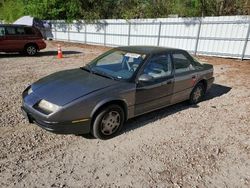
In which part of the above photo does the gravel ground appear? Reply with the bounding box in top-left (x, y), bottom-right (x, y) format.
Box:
top-left (0, 41), bottom-right (249, 187)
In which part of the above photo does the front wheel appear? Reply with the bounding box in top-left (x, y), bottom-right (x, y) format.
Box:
top-left (92, 105), bottom-right (125, 139)
top-left (189, 83), bottom-right (205, 104)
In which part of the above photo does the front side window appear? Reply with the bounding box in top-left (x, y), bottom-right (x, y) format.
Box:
top-left (142, 54), bottom-right (172, 79)
top-left (87, 50), bottom-right (146, 80)
top-left (172, 53), bottom-right (194, 73)
top-left (5, 27), bottom-right (16, 35)
top-left (0, 27), bottom-right (5, 36)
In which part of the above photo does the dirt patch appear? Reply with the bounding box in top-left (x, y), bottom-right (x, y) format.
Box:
top-left (0, 41), bottom-right (249, 187)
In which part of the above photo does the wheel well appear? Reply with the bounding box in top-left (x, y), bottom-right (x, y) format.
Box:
top-left (24, 43), bottom-right (38, 50)
top-left (198, 79), bottom-right (207, 92)
top-left (91, 100), bottom-right (128, 124)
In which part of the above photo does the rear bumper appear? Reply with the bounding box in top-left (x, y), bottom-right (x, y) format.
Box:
top-left (37, 41), bottom-right (47, 50)
top-left (21, 106), bottom-right (91, 134)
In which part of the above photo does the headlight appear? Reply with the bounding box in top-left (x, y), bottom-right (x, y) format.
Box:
top-left (37, 99), bottom-right (60, 113)
top-left (28, 87), bottom-right (33, 95)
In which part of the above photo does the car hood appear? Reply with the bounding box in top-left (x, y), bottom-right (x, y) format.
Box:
top-left (31, 68), bottom-right (118, 106)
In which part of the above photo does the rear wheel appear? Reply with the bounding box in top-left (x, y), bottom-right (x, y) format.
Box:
top-left (25, 44), bottom-right (37, 56)
top-left (189, 83), bottom-right (205, 104)
top-left (92, 105), bottom-right (125, 139)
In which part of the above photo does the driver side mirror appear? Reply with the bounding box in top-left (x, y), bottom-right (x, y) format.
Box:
top-left (138, 74), bottom-right (154, 83)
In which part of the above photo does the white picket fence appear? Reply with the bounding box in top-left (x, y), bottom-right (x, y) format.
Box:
top-left (51, 16), bottom-right (250, 60)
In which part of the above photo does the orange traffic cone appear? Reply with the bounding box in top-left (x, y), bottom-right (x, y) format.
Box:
top-left (57, 44), bottom-right (63, 59)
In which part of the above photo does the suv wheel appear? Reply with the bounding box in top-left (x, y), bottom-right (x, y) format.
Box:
top-left (25, 45), bottom-right (37, 56)
top-left (92, 105), bottom-right (125, 139)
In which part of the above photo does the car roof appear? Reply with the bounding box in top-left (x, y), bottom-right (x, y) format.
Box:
top-left (117, 46), bottom-right (186, 55)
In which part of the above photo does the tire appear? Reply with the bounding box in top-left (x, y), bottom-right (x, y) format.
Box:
top-left (92, 105), bottom-right (125, 139)
top-left (25, 44), bottom-right (37, 56)
top-left (189, 83), bottom-right (205, 105)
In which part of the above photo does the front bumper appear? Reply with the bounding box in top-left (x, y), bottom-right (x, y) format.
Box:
top-left (21, 106), bottom-right (91, 134)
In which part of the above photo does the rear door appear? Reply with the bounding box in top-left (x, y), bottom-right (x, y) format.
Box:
top-left (15, 26), bottom-right (28, 50)
top-left (135, 53), bottom-right (174, 115)
top-left (171, 51), bottom-right (196, 103)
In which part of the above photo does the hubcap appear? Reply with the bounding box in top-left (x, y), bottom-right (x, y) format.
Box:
top-left (193, 86), bottom-right (202, 102)
top-left (101, 111), bottom-right (120, 135)
top-left (27, 46), bottom-right (36, 55)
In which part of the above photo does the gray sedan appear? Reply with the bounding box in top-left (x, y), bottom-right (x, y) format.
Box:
top-left (21, 46), bottom-right (214, 139)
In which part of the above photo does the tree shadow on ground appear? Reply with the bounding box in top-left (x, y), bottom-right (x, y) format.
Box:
top-left (123, 83), bottom-right (231, 133)
top-left (0, 51), bottom-right (82, 58)
top-left (38, 51), bottom-right (82, 56)
top-left (81, 83), bottom-right (231, 139)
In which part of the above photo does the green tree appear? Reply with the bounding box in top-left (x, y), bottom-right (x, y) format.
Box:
top-left (0, 0), bottom-right (248, 23)
top-left (0, 0), bottom-right (25, 22)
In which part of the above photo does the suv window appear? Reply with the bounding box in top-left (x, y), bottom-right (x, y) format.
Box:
top-left (0, 27), bottom-right (5, 36)
top-left (5, 27), bottom-right (16, 35)
top-left (142, 54), bottom-right (172, 79)
top-left (24, 27), bottom-right (35, 35)
top-left (16, 27), bottom-right (25, 35)
top-left (172, 53), bottom-right (194, 73)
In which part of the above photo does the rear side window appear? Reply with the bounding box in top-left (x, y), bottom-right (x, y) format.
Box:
top-left (16, 27), bottom-right (25, 35)
top-left (0, 27), bottom-right (5, 36)
top-left (24, 27), bottom-right (35, 35)
top-left (172, 53), bottom-right (194, 73)
top-left (5, 27), bottom-right (16, 35)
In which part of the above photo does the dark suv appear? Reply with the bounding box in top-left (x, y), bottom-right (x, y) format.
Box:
top-left (0, 24), bottom-right (46, 56)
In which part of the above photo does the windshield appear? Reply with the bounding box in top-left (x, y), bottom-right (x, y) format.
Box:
top-left (84, 50), bottom-right (146, 80)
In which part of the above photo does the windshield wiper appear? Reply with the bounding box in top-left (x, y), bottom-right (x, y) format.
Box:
top-left (81, 64), bottom-right (92, 73)
top-left (92, 70), bottom-right (118, 80)
top-left (82, 65), bottom-right (119, 80)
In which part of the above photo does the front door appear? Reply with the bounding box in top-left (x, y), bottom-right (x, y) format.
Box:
top-left (135, 53), bottom-right (174, 115)
top-left (3, 26), bottom-right (20, 51)
top-left (0, 26), bottom-right (6, 51)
